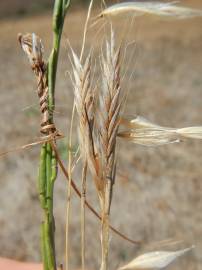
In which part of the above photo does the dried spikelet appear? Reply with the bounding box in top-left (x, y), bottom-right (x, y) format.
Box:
top-left (98, 1), bottom-right (202, 19)
top-left (119, 130), bottom-right (180, 147)
top-left (95, 30), bottom-right (122, 211)
top-left (71, 49), bottom-right (104, 186)
top-left (119, 246), bottom-right (194, 270)
top-left (119, 116), bottom-right (202, 146)
top-left (18, 33), bottom-right (59, 137)
top-left (71, 50), bottom-right (95, 159)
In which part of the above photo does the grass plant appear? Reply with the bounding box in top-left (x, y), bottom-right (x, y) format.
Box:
top-left (17, 1), bottom-right (202, 270)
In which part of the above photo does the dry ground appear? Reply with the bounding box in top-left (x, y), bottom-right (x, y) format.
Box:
top-left (0, 1), bottom-right (202, 269)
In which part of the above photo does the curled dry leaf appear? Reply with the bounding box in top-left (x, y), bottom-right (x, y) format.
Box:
top-left (99, 1), bottom-right (202, 19)
top-left (19, 33), bottom-right (60, 137)
top-left (119, 246), bottom-right (194, 270)
top-left (118, 116), bottom-right (202, 146)
top-left (18, 33), bottom-right (44, 67)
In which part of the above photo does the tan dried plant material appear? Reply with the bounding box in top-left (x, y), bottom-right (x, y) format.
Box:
top-left (71, 49), bottom-right (95, 161)
top-left (18, 33), bottom-right (60, 138)
top-left (119, 116), bottom-right (202, 146)
top-left (70, 48), bottom-right (102, 194)
top-left (94, 31), bottom-right (122, 210)
top-left (119, 246), bottom-right (194, 270)
top-left (96, 31), bottom-right (122, 270)
top-left (98, 1), bottom-right (202, 19)
top-left (71, 31), bottom-right (123, 270)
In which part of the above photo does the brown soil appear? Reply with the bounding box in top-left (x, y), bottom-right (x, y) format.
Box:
top-left (0, 1), bottom-right (202, 269)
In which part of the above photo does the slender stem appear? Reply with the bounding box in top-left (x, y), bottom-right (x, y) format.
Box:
top-left (65, 103), bottom-right (75, 270)
top-left (100, 179), bottom-right (112, 270)
top-left (38, 142), bottom-right (57, 270)
top-left (38, 1), bottom-right (71, 269)
top-left (41, 223), bottom-right (49, 270)
top-left (50, 140), bottom-right (141, 245)
top-left (99, 185), bottom-right (110, 270)
top-left (46, 143), bottom-right (57, 270)
top-left (81, 161), bottom-right (87, 270)
top-left (100, 211), bottom-right (109, 270)
top-left (65, 173), bottom-right (72, 270)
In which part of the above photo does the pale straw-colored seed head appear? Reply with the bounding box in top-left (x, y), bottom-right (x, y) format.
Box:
top-left (99, 1), bottom-right (202, 19)
top-left (119, 116), bottom-right (202, 146)
top-left (97, 31), bottom-right (121, 177)
top-left (71, 49), bottom-right (95, 161)
top-left (119, 246), bottom-right (194, 270)
top-left (118, 129), bottom-right (180, 147)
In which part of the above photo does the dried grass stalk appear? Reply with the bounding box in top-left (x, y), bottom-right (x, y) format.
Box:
top-left (71, 50), bottom-right (95, 161)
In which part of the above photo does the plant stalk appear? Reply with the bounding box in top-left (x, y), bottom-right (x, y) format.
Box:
top-left (38, 1), bottom-right (71, 269)
top-left (100, 211), bottom-right (110, 270)
top-left (81, 161), bottom-right (87, 270)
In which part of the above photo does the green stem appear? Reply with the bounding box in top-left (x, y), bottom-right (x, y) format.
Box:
top-left (48, 0), bottom-right (71, 112)
top-left (41, 223), bottom-right (49, 270)
top-left (38, 144), bottom-right (47, 209)
top-left (38, 143), bottom-right (57, 270)
top-left (38, 1), bottom-right (71, 269)
top-left (44, 214), bottom-right (56, 270)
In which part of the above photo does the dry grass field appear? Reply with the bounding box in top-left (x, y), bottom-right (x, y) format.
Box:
top-left (0, 1), bottom-right (202, 269)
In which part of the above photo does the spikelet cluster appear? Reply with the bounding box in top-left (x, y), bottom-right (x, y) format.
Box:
top-left (95, 32), bottom-right (121, 211)
top-left (71, 31), bottom-right (122, 207)
top-left (71, 31), bottom-right (122, 270)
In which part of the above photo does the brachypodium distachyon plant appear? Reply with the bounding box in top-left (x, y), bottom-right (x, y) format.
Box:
top-left (16, 0), bottom-right (202, 270)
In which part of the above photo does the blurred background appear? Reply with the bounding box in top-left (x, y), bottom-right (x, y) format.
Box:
top-left (0, 0), bottom-right (202, 269)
